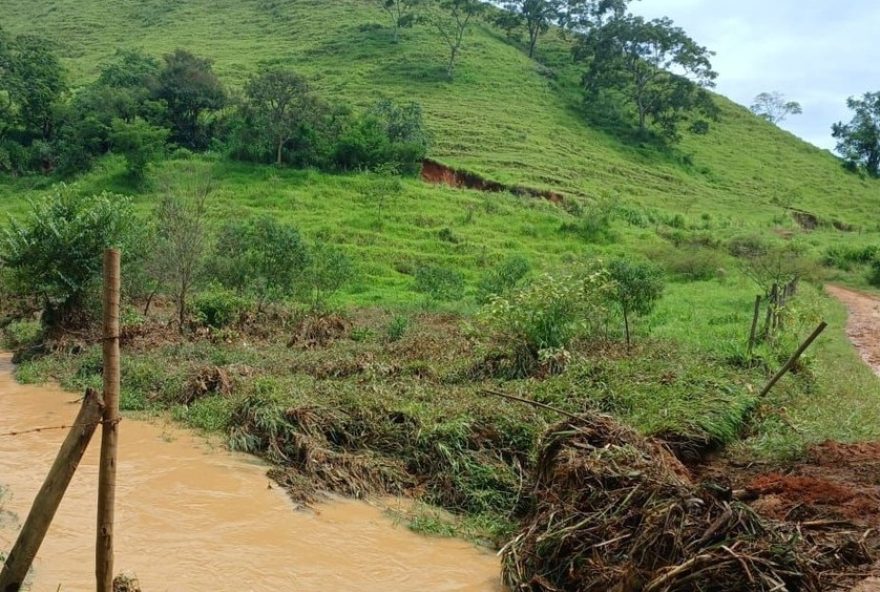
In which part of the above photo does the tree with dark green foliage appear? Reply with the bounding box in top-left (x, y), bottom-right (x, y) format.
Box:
top-left (1, 188), bottom-right (135, 329)
top-left (333, 99), bottom-right (429, 174)
top-left (427, 0), bottom-right (486, 80)
top-left (750, 91), bottom-right (802, 125)
top-left (607, 258), bottom-right (663, 348)
top-left (577, 15), bottom-right (717, 140)
top-left (555, 0), bottom-right (631, 38)
top-left (211, 217), bottom-right (311, 309)
top-left (154, 49), bottom-right (225, 149)
top-left (109, 117), bottom-right (168, 179)
top-left (501, 0), bottom-right (559, 58)
top-left (242, 68), bottom-right (316, 166)
top-left (376, 0), bottom-right (424, 43)
top-left (491, 9), bottom-right (523, 41)
top-left (97, 48), bottom-right (160, 91)
top-left (2, 34), bottom-right (67, 140)
top-left (832, 92), bottom-right (880, 178)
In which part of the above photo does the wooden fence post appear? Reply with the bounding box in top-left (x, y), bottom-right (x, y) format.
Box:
top-left (747, 295), bottom-right (761, 357)
top-left (757, 322), bottom-right (828, 401)
top-left (96, 249), bottom-right (121, 592)
top-left (0, 389), bottom-right (105, 592)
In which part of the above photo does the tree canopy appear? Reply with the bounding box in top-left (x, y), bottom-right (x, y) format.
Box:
top-left (832, 92), bottom-right (880, 178)
top-left (576, 15), bottom-right (717, 140)
top-left (750, 92), bottom-right (802, 125)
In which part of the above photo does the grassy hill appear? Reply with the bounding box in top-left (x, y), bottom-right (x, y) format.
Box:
top-left (2, 0), bottom-right (880, 541)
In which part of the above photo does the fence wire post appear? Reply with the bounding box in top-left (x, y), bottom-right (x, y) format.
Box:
top-left (96, 248), bottom-right (121, 592)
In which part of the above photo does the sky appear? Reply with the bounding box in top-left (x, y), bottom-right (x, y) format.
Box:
top-left (630, 0), bottom-right (880, 150)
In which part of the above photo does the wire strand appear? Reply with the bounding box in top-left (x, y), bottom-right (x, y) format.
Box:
top-left (0, 417), bottom-right (121, 438)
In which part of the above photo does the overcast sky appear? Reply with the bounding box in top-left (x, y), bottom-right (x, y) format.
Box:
top-left (630, 0), bottom-right (880, 150)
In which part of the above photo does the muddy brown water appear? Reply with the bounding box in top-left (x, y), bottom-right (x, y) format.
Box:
top-left (0, 354), bottom-right (501, 591)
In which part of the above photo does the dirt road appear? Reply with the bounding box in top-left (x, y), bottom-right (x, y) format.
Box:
top-left (826, 284), bottom-right (880, 376)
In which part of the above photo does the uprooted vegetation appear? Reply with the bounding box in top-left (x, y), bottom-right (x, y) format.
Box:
top-left (502, 415), bottom-right (875, 592)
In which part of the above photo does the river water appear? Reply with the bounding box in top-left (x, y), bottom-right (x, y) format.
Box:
top-left (0, 354), bottom-right (501, 591)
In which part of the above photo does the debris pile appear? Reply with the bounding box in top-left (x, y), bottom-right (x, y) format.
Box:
top-left (501, 415), bottom-right (874, 592)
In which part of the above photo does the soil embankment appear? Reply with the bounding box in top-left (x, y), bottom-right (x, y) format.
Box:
top-left (0, 354), bottom-right (500, 592)
top-left (421, 158), bottom-right (564, 204)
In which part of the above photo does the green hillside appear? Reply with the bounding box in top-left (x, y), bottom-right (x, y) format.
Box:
top-left (2, 0), bottom-right (880, 546)
top-left (1, 0), bottom-right (876, 218)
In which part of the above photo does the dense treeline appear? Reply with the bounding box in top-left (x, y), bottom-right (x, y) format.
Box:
top-left (0, 30), bottom-right (429, 179)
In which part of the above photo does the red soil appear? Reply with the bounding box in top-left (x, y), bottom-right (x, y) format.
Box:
top-left (421, 158), bottom-right (564, 204)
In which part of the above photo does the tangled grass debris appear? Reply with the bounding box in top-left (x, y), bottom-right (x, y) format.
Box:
top-left (502, 415), bottom-right (875, 592)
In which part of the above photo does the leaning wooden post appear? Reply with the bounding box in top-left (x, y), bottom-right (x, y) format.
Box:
top-left (757, 322), bottom-right (827, 400)
top-left (747, 295), bottom-right (761, 357)
top-left (96, 249), bottom-right (121, 592)
top-left (0, 389), bottom-right (105, 592)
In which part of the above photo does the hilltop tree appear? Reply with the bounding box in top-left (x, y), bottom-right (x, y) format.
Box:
top-left (751, 91), bottom-right (802, 125)
top-left (577, 15), bottom-right (717, 140)
top-left (556, 0), bottom-right (631, 38)
top-left (376, 0), bottom-right (423, 43)
top-left (427, 0), bottom-right (486, 80)
top-left (832, 92), bottom-right (880, 178)
top-left (154, 49), bottom-right (225, 149)
top-left (501, 1), bottom-right (559, 58)
top-left (243, 68), bottom-right (316, 165)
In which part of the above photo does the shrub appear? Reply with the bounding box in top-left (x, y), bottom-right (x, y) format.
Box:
top-left (477, 255), bottom-right (531, 303)
top-left (414, 265), bottom-right (465, 303)
top-left (192, 285), bottom-right (247, 328)
top-left (868, 260), bottom-right (880, 288)
top-left (211, 217), bottom-right (311, 309)
top-left (109, 117), bottom-right (169, 179)
top-left (607, 258), bottom-right (664, 348)
top-left (561, 198), bottom-right (616, 243)
top-left (303, 241), bottom-right (356, 310)
top-left (2, 319), bottom-right (42, 350)
top-left (385, 315), bottom-right (409, 342)
top-left (656, 247), bottom-right (724, 282)
top-left (480, 270), bottom-right (610, 377)
top-left (823, 244), bottom-right (879, 271)
top-left (1, 187), bottom-right (136, 329)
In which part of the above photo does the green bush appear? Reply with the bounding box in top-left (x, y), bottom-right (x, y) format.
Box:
top-left (868, 260), bottom-right (880, 288)
top-left (1, 188), bottom-right (136, 329)
top-left (607, 258), bottom-right (665, 347)
top-left (303, 240), bottom-right (356, 310)
top-left (823, 244), bottom-right (880, 271)
top-left (656, 247), bottom-right (724, 282)
top-left (477, 255), bottom-right (531, 303)
top-left (192, 285), bottom-right (248, 328)
top-left (385, 315), bottom-right (409, 342)
top-left (414, 265), bottom-right (465, 302)
top-left (211, 217), bottom-right (311, 308)
top-left (480, 270), bottom-right (610, 376)
top-left (2, 319), bottom-right (42, 350)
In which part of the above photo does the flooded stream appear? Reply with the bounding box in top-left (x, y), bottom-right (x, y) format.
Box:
top-left (0, 354), bottom-right (501, 591)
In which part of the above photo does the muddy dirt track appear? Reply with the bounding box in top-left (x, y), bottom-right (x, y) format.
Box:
top-left (827, 285), bottom-right (880, 376)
